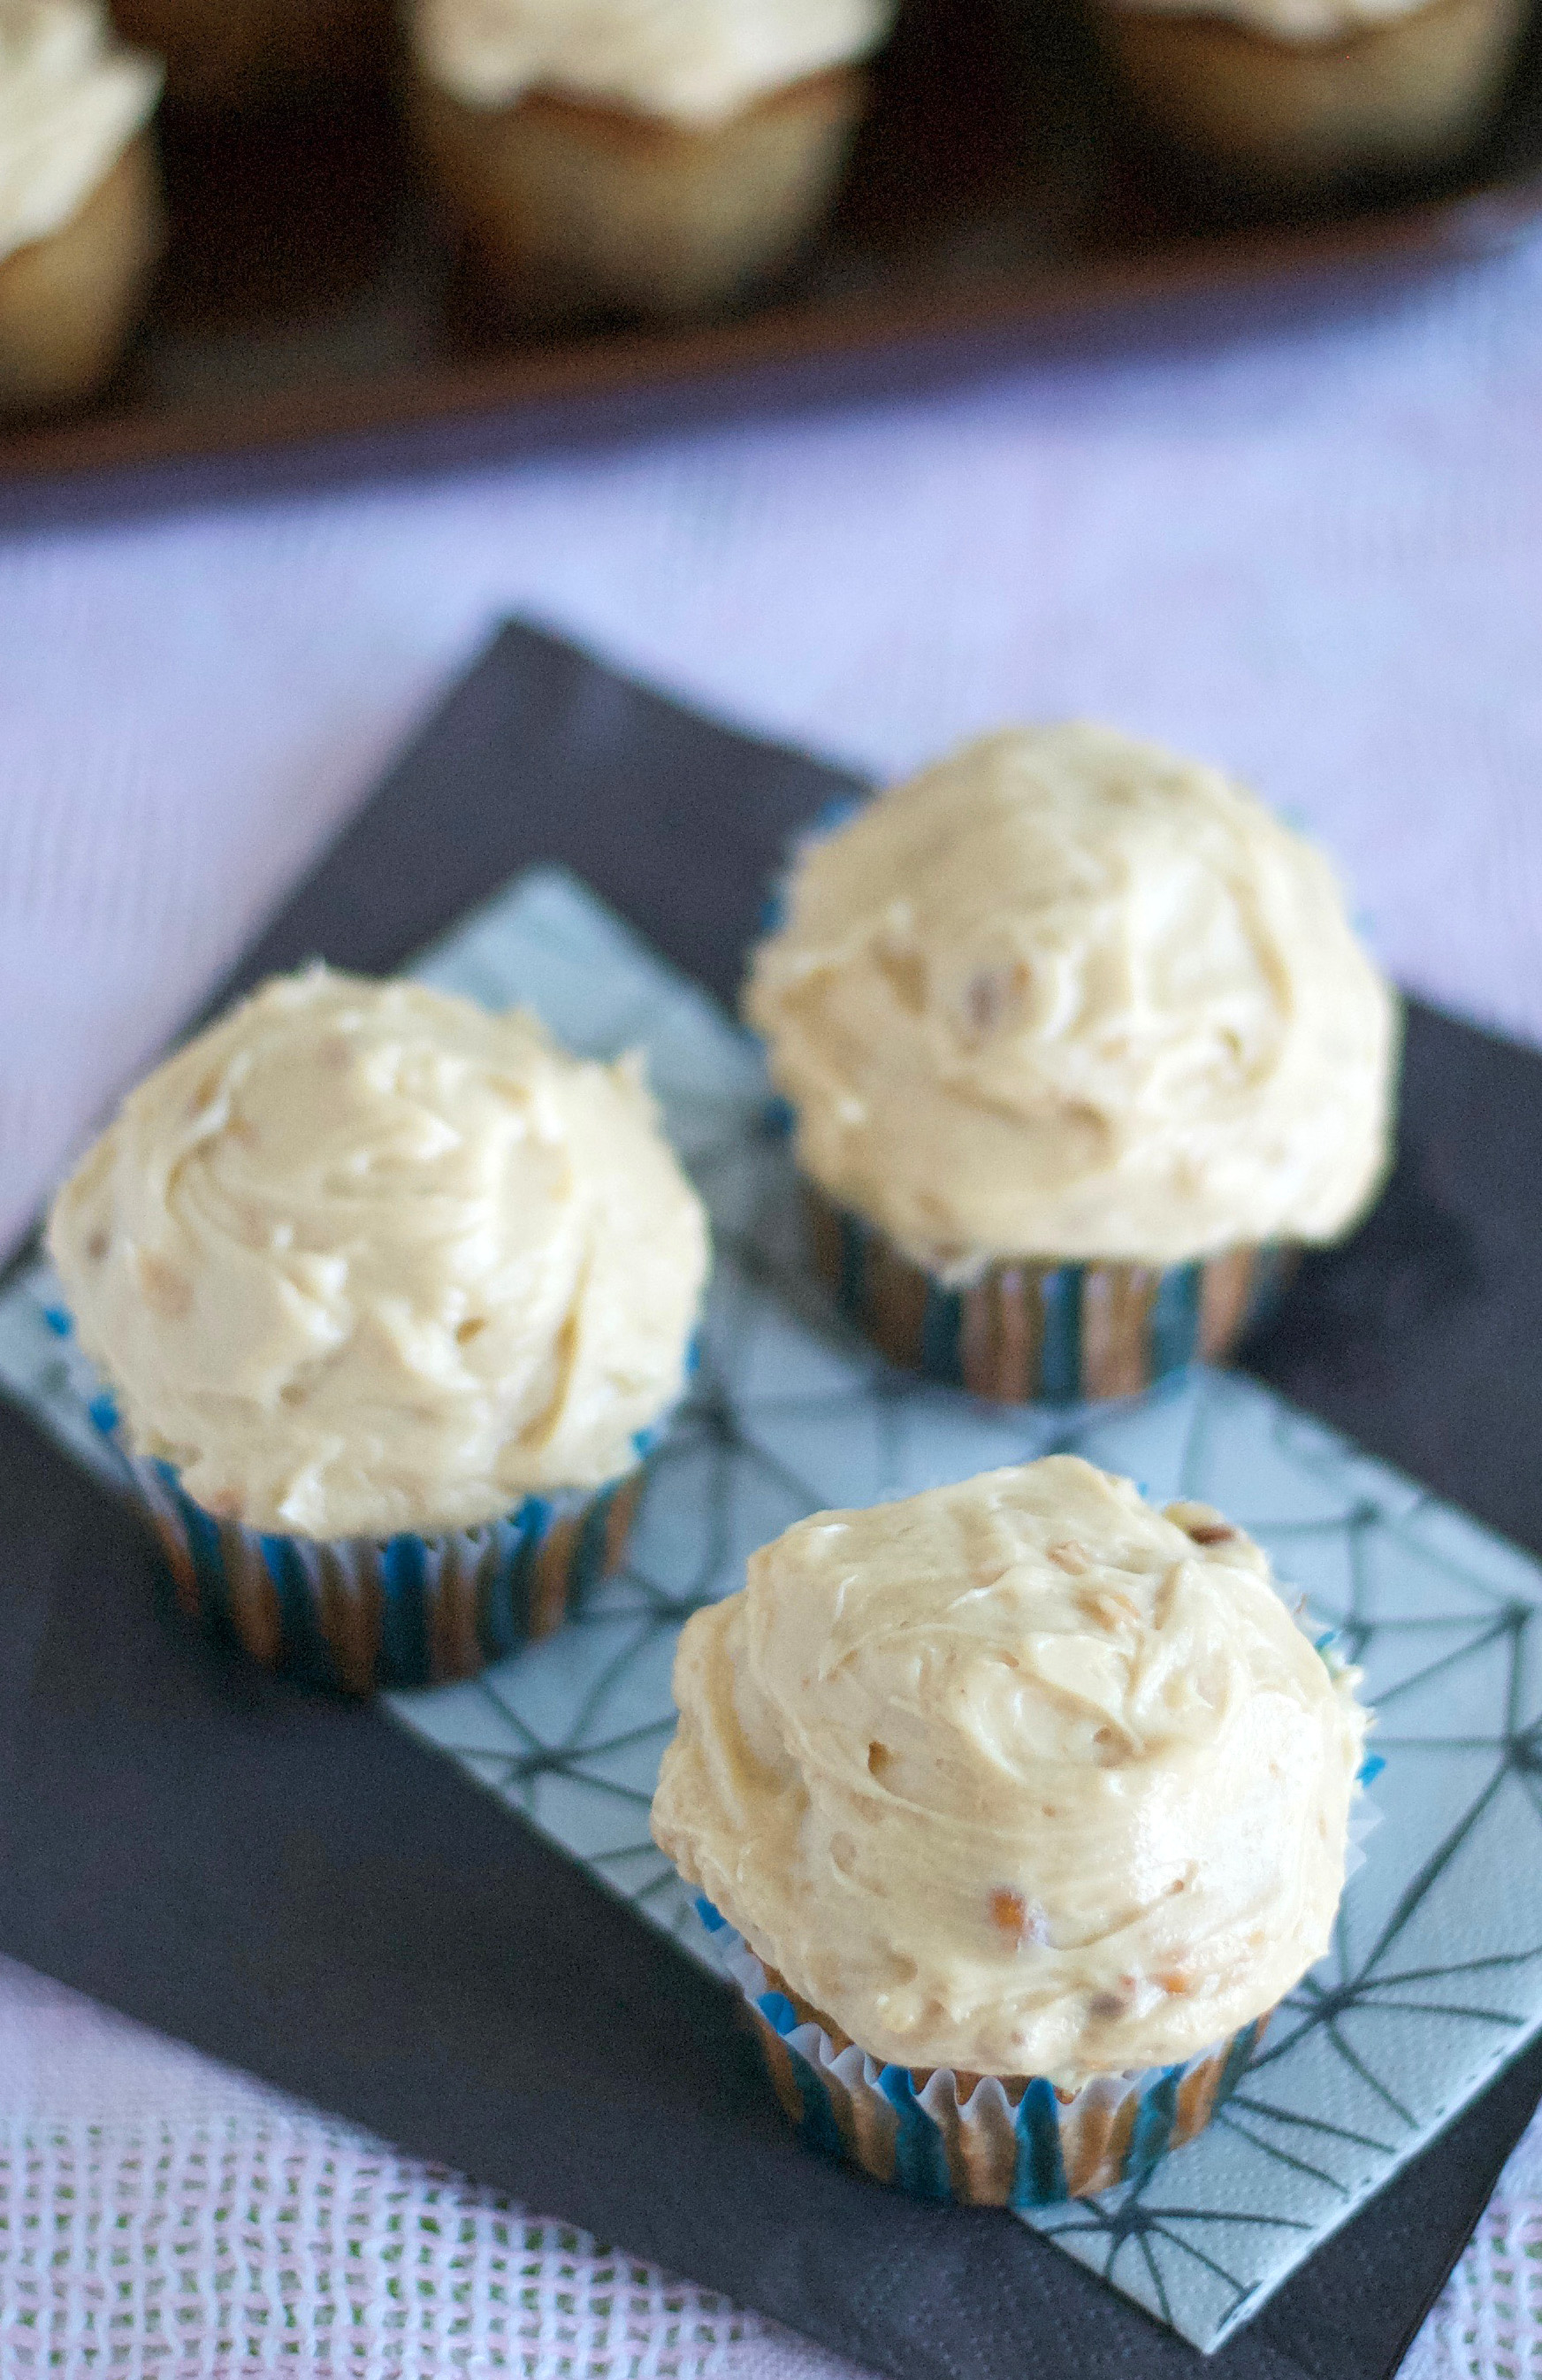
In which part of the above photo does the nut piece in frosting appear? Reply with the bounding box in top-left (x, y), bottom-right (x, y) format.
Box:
top-left (653, 1455), bottom-right (1368, 2089)
top-left (746, 723), bottom-right (1400, 1281)
top-left (47, 967), bottom-right (709, 1541)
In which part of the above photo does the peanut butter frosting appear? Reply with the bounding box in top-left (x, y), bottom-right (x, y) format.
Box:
top-left (653, 1457), bottom-right (1367, 2085)
top-left (47, 968), bottom-right (709, 1540)
top-left (744, 724), bottom-right (1398, 1280)
top-left (0, 0), bottom-right (160, 265)
top-left (412, 0), bottom-right (897, 126)
top-left (1102, 0), bottom-right (1438, 43)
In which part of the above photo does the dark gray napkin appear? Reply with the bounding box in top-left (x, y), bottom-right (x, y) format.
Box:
top-left (0, 620), bottom-right (1536, 2380)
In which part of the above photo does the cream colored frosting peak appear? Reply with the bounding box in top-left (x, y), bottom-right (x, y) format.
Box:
top-left (0, 0), bottom-right (160, 265)
top-left (413, 0), bottom-right (897, 126)
top-left (1104, 0), bottom-right (1437, 45)
top-left (744, 724), bottom-right (1399, 1277)
top-left (47, 968), bottom-right (709, 1540)
top-left (653, 1457), bottom-right (1367, 2085)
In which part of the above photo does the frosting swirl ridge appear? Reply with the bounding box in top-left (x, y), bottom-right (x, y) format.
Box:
top-left (744, 723), bottom-right (1399, 1276)
top-left (1104, 0), bottom-right (1441, 43)
top-left (653, 1456), bottom-right (1367, 2084)
top-left (48, 968), bottom-right (709, 1538)
top-left (413, 0), bottom-right (897, 126)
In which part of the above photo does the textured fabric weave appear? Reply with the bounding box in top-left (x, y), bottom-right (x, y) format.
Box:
top-left (0, 1958), bottom-right (761, 2379)
top-left (2, 1947), bottom-right (1536, 2376)
top-left (1390, 2124), bottom-right (1542, 2380)
top-left (0, 2124), bottom-right (752, 2377)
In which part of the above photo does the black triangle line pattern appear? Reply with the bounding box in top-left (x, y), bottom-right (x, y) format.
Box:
top-left (7, 873), bottom-right (1542, 2353)
top-left (175, 881), bottom-right (1542, 2341)
top-left (397, 1147), bottom-right (1542, 2346)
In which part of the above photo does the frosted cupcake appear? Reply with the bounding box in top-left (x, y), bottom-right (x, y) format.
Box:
top-left (47, 967), bottom-right (709, 1694)
top-left (407, 0), bottom-right (897, 323)
top-left (653, 1456), bottom-right (1370, 2204)
top-left (0, 0), bottom-right (163, 417)
top-left (1087, 0), bottom-right (1527, 195)
top-left (744, 724), bottom-right (1399, 1405)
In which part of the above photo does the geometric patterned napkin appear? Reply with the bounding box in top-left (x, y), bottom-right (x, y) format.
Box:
top-left (3, 865), bottom-right (1539, 2352)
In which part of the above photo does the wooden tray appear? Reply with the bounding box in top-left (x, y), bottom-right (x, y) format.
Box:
top-left (4, 0), bottom-right (1541, 523)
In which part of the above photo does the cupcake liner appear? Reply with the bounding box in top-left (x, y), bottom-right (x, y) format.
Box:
top-left (50, 1305), bottom-right (646, 1692)
top-left (1087, 0), bottom-right (1529, 198)
top-left (121, 1444), bottom-right (642, 1695)
top-left (804, 1183), bottom-right (1295, 1406)
top-left (410, 65), bottom-right (873, 325)
top-left (698, 1904), bottom-right (1264, 2207)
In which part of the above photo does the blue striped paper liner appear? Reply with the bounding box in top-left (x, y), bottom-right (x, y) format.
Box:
top-left (814, 1191), bottom-right (1292, 1406)
top-left (66, 1316), bottom-right (651, 1694)
top-left (698, 1902), bottom-right (1265, 2208)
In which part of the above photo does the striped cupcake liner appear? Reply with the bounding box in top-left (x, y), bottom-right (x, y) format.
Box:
top-left (119, 1450), bottom-right (641, 1695)
top-left (45, 1295), bottom-right (651, 1693)
top-left (804, 1185), bottom-right (1294, 1406)
top-left (699, 1905), bottom-right (1263, 2207)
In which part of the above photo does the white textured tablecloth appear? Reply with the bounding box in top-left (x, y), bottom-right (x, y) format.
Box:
top-left (5, 230), bottom-right (1542, 2376)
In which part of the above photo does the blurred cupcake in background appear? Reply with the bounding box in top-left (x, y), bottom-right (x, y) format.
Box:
top-left (0, 0), bottom-right (163, 417)
top-left (745, 723), bottom-right (1399, 1405)
top-left (47, 967), bottom-right (709, 1694)
top-left (653, 1456), bottom-right (1370, 2203)
top-left (1084, 0), bottom-right (1527, 197)
top-left (406, 0), bottom-right (899, 322)
top-left (107, 0), bottom-right (393, 108)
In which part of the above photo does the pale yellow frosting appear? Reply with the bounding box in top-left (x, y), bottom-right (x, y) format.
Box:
top-left (653, 1456), bottom-right (1366, 2085)
top-left (47, 968), bottom-right (709, 1540)
top-left (1103, 0), bottom-right (1436, 43)
top-left (0, 0), bottom-right (160, 266)
top-left (412, 0), bottom-right (897, 126)
top-left (744, 724), bottom-right (1399, 1280)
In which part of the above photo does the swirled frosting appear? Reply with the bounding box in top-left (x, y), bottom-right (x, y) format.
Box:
top-left (47, 968), bottom-right (709, 1540)
top-left (0, 0), bottom-right (160, 265)
top-left (412, 0), bottom-right (897, 126)
top-left (744, 724), bottom-right (1399, 1278)
top-left (1103, 0), bottom-right (1436, 44)
top-left (653, 1457), bottom-right (1367, 2084)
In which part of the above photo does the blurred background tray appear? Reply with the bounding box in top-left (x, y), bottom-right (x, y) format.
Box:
top-left (4, 0), bottom-right (1542, 523)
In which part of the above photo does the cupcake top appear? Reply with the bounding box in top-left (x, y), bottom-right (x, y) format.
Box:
top-left (47, 968), bottom-right (710, 1539)
top-left (653, 1456), bottom-right (1367, 2085)
top-left (413, 0), bottom-right (897, 127)
top-left (0, 0), bottom-right (160, 266)
top-left (1103, 0), bottom-right (1434, 42)
top-left (744, 724), bottom-right (1399, 1279)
